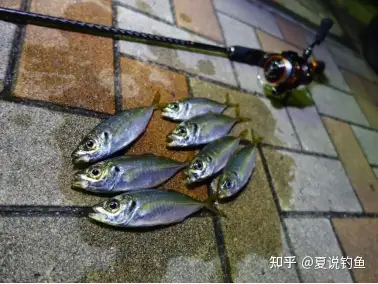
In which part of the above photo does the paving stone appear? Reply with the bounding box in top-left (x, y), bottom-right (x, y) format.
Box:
top-left (374, 168), bottom-right (378, 179)
top-left (0, 12), bottom-right (18, 91)
top-left (341, 70), bottom-right (378, 129)
top-left (116, 0), bottom-right (174, 23)
top-left (0, 216), bottom-right (222, 282)
top-left (284, 218), bottom-right (353, 282)
top-left (257, 30), bottom-right (301, 54)
top-left (119, 57), bottom-right (188, 109)
top-left (189, 78), bottom-right (301, 149)
top-left (352, 125), bottom-right (378, 165)
top-left (323, 117), bottom-right (378, 213)
top-left (14, 0), bottom-right (115, 114)
top-left (117, 4), bottom-right (216, 45)
top-left (218, 13), bottom-right (260, 49)
top-left (173, 0), bottom-right (223, 42)
top-left (218, 13), bottom-right (262, 93)
top-left (1, 0), bottom-right (21, 8)
top-left (287, 106), bottom-right (336, 156)
top-left (265, 148), bottom-right (362, 212)
top-left (0, 101), bottom-right (104, 205)
top-left (362, 78), bottom-right (378, 106)
top-left (216, 151), bottom-right (299, 282)
top-left (311, 84), bottom-right (370, 126)
top-left (214, 0), bottom-right (282, 38)
top-left (327, 41), bottom-right (376, 83)
top-left (275, 16), bottom-right (308, 49)
top-left (117, 6), bottom-right (238, 87)
top-left (308, 40), bottom-right (351, 93)
top-left (119, 58), bottom-right (207, 201)
top-left (333, 218), bottom-right (378, 282)
top-left (270, 0), bottom-right (344, 38)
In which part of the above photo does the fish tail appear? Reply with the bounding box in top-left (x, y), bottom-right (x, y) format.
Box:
top-left (203, 196), bottom-right (227, 218)
top-left (151, 90), bottom-right (164, 109)
top-left (238, 129), bottom-right (250, 140)
top-left (250, 128), bottom-right (264, 145)
top-left (235, 105), bottom-right (251, 123)
top-left (224, 93), bottom-right (238, 108)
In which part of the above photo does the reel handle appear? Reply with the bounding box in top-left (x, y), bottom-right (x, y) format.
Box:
top-left (314, 18), bottom-right (334, 46)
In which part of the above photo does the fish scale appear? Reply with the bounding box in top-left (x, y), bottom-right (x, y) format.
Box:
top-left (166, 113), bottom-right (239, 147)
top-left (71, 92), bottom-right (161, 164)
top-left (210, 142), bottom-right (258, 200)
top-left (88, 189), bottom-right (223, 227)
top-left (161, 94), bottom-right (237, 122)
top-left (72, 154), bottom-right (187, 193)
top-left (185, 135), bottom-right (241, 184)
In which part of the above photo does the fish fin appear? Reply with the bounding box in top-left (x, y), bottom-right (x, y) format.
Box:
top-left (238, 129), bottom-right (250, 140)
top-left (204, 201), bottom-right (226, 218)
top-left (235, 105), bottom-right (251, 123)
top-left (203, 195), bottom-right (226, 218)
top-left (151, 90), bottom-right (164, 109)
top-left (250, 128), bottom-right (264, 145)
top-left (224, 93), bottom-right (238, 108)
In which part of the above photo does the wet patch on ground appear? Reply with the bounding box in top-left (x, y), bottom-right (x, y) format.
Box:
top-left (136, 0), bottom-right (153, 14)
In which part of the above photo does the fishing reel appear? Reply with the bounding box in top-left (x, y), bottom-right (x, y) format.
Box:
top-left (227, 18), bottom-right (333, 98)
top-left (0, 8), bottom-right (333, 100)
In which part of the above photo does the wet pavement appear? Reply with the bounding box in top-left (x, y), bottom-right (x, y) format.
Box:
top-left (1, 0), bottom-right (378, 282)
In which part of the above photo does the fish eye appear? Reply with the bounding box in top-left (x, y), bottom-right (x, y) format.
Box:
top-left (193, 160), bottom-right (203, 170)
top-left (85, 139), bottom-right (96, 149)
top-left (91, 168), bottom-right (100, 177)
top-left (171, 103), bottom-right (179, 110)
top-left (106, 199), bottom-right (120, 211)
top-left (177, 126), bottom-right (187, 136)
top-left (224, 180), bottom-right (233, 189)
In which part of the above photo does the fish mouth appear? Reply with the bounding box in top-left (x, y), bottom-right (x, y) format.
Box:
top-left (88, 212), bottom-right (108, 223)
top-left (166, 135), bottom-right (177, 147)
top-left (161, 109), bottom-right (170, 117)
top-left (71, 174), bottom-right (89, 189)
top-left (217, 192), bottom-right (228, 200)
top-left (71, 153), bottom-right (89, 164)
top-left (184, 171), bottom-right (199, 184)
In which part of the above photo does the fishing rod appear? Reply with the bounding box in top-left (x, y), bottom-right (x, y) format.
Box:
top-left (0, 7), bottom-right (333, 98)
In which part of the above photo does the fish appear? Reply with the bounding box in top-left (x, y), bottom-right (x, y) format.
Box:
top-left (184, 130), bottom-right (250, 184)
top-left (88, 188), bottom-right (225, 227)
top-left (161, 93), bottom-right (238, 121)
top-left (166, 105), bottom-right (249, 148)
top-left (209, 130), bottom-right (263, 201)
top-left (72, 153), bottom-right (188, 193)
top-left (71, 92), bottom-right (161, 164)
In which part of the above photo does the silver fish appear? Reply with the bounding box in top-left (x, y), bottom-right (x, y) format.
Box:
top-left (210, 145), bottom-right (257, 200)
top-left (184, 131), bottom-right (249, 184)
top-left (72, 154), bottom-right (188, 193)
top-left (166, 106), bottom-right (249, 147)
top-left (161, 93), bottom-right (237, 121)
top-left (88, 188), bottom-right (224, 227)
top-left (71, 93), bottom-right (160, 164)
top-left (209, 130), bottom-right (262, 200)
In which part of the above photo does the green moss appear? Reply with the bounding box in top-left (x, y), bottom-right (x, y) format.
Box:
top-left (262, 84), bottom-right (314, 109)
top-left (334, 0), bottom-right (377, 25)
top-left (136, 0), bottom-right (153, 14)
